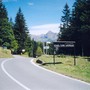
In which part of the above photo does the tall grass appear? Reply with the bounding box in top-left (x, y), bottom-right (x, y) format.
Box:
top-left (0, 47), bottom-right (13, 58)
top-left (37, 55), bottom-right (90, 83)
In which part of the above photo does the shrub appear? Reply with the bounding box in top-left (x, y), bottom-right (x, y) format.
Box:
top-left (36, 46), bottom-right (42, 57)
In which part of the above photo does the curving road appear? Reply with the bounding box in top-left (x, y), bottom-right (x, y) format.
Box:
top-left (0, 55), bottom-right (90, 90)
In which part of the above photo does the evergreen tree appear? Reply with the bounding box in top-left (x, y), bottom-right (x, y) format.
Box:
top-left (25, 35), bottom-right (32, 56)
top-left (61, 3), bottom-right (70, 28)
top-left (58, 3), bottom-right (70, 41)
top-left (36, 46), bottom-right (42, 57)
top-left (14, 8), bottom-right (29, 54)
top-left (69, 0), bottom-right (87, 55)
top-left (80, 0), bottom-right (90, 56)
top-left (32, 39), bottom-right (37, 57)
top-left (37, 41), bottom-right (43, 52)
top-left (0, 1), bottom-right (16, 50)
top-left (58, 0), bottom-right (90, 56)
top-left (0, 1), bottom-right (8, 19)
top-left (9, 17), bottom-right (14, 28)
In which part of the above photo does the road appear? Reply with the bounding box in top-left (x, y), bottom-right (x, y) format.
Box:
top-left (0, 55), bottom-right (90, 90)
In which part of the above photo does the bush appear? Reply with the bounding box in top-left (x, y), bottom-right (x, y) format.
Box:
top-left (57, 54), bottom-right (66, 58)
top-left (36, 46), bottom-right (42, 57)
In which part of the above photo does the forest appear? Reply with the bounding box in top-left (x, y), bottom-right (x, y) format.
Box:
top-left (58, 0), bottom-right (90, 56)
top-left (0, 1), bottom-right (42, 57)
top-left (0, 0), bottom-right (90, 56)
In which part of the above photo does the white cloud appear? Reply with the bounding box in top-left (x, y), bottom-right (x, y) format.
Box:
top-left (29, 23), bottom-right (60, 35)
top-left (28, 2), bottom-right (34, 6)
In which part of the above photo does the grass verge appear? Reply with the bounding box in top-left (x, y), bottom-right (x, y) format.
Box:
top-left (0, 47), bottom-right (13, 58)
top-left (21, 52), bottom-right (29, 57)
top-left (36, 55), bottom-right (90, 83)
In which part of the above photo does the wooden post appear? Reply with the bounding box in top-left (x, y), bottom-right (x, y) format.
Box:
top-left (53, 44), bottom-right (55, 65)
top-left (74, 44), bottom-right (76, 66)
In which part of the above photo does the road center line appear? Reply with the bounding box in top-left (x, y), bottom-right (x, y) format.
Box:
top-left (1, 59), bottom-right (31, 90)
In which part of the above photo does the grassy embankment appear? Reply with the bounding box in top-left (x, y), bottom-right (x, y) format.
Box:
top-left (36, 55), bottom-right (90, 83)
top-left (0, 47), bottom-right (13, 58)
top-left (21, 52), bottom-right (29, 57)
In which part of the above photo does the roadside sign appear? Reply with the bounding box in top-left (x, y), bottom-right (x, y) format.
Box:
top-left (54, 44), bottom-right (74, 48)
top-left (53, 41), bottom-right (76, 66)
top-left (44, 46), bottom-right (49, 49)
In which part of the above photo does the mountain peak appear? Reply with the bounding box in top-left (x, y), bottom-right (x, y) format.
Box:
top-left (31, 31), bottom-right (58, 42)
top-left (46, 31), bottom-right (56, 36)
top-left (46, 31), bottom-right (53, 34)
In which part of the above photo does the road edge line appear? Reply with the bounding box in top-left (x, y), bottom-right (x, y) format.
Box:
top-left (1, 58), bottom-right (31, 90)
top-left (31, 59), bottom-right (90, 86)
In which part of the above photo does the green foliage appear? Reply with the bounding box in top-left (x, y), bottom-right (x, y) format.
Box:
top-left (61, 3), bottom-right (70, 28)
top-left (32, 39), bottom-right (38, 57)
top-left (14, 8), bottom-right (30, 54)
top-left (11, 40), bottom-right (18, 50)
top-left (37, 41), bottom-right (43, 52)
top-left (58, 3), bottom-right (71, 41)
top-left (28, 40), bottom-right (43, 57)
top-left (0, 1), bottom-right (8, 19)
top-left (36, 46), bottom-right (43, 57)
top-left (0, 1), bottom-right (16, 50)
top-left (48, 44), bottom-right (53, 55)
top-left (0, 18), bottom-right (16, 49)
top-left (25, 35), bottom-right (31, 52)
top-left (3, 42), bottom-right (10, 48)
top-left (0, 2), bottom-right (31, 54)
top-left (58, 0), bottom-right (90, 56)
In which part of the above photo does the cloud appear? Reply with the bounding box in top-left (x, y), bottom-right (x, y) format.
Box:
top-left (29, 23), bottom-right (60, 35)
top-left (28, 2), bottom-right (34, 6)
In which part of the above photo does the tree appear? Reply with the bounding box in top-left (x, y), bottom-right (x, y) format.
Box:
top-left (80, 0), bottom-right (90, 56)
top-left (61, 3), bottom-right (70, 28)
top-left (0, 1), bottom-right (8, 19)
top-left (58, 0), bottom-right (90, 56)
top-left (36, 46), bottom-right (43, 57)
top-left (69, 0), bottom-right (90, 55)
top-left (25, 35), bottom-right (32, 56)
top-left (0, 1), bottom-right (16, 49)
top-left (31, 39), bottom-right (38, 57)
top-left (37, 41), bottom-right (43, 52)
top-left (58, 3), bottom-right (70, 41)
top-left (14, 8), bottom-right (29, 54)
top-left (9, 17), bottom-right (14, 29)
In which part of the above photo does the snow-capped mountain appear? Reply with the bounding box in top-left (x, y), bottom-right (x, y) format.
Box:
top-left (31, 31), bottom-right (58, 42)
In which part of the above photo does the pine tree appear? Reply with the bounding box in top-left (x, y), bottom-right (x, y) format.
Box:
top-left (80, 0), bottom-right (90, 56)
top-left (58, 3), bottom-right (70, 41)
top-left (58, 0), bottom-right (90, 56)
top-left (9, 17), bottom-right (14, 28)
top-left (32, 39), bottom-right (37, 57)
top-left (61, 3), bottom-right (70, 28)
top-left (0, 1), bottom-right (8, 19)
top-left (25, 35), bottom-right (32, 56)
top-left (0, 1), bottom-right (16, 50)
top-left (14, 8), bottom-right (29, 54)
top-left (69, 0), bottom-right (88, 55)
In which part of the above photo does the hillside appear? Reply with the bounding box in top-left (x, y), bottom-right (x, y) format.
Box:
top-left (0, 47), bottom-right (12, 58)
top-left (31, 31), bottom-right (58, 42)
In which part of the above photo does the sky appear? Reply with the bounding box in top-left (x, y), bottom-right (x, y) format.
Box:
top-left (3, 0), bottom-right (75, 35)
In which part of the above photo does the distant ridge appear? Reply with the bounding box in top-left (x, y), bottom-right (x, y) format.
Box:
top-left (31, 31), bottom-right (58, 42)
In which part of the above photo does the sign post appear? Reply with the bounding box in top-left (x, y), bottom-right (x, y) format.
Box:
top-left (53, 41), bottom-right (76, 65)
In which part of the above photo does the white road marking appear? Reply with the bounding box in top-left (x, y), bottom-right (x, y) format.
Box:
top-left (31, 59), bottom-right (90, 86)
top-left (1, 59), bottom-right (31, 90)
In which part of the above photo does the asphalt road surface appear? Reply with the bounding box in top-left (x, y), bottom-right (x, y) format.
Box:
top-left (0, 55), bottom-right (90, 90)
